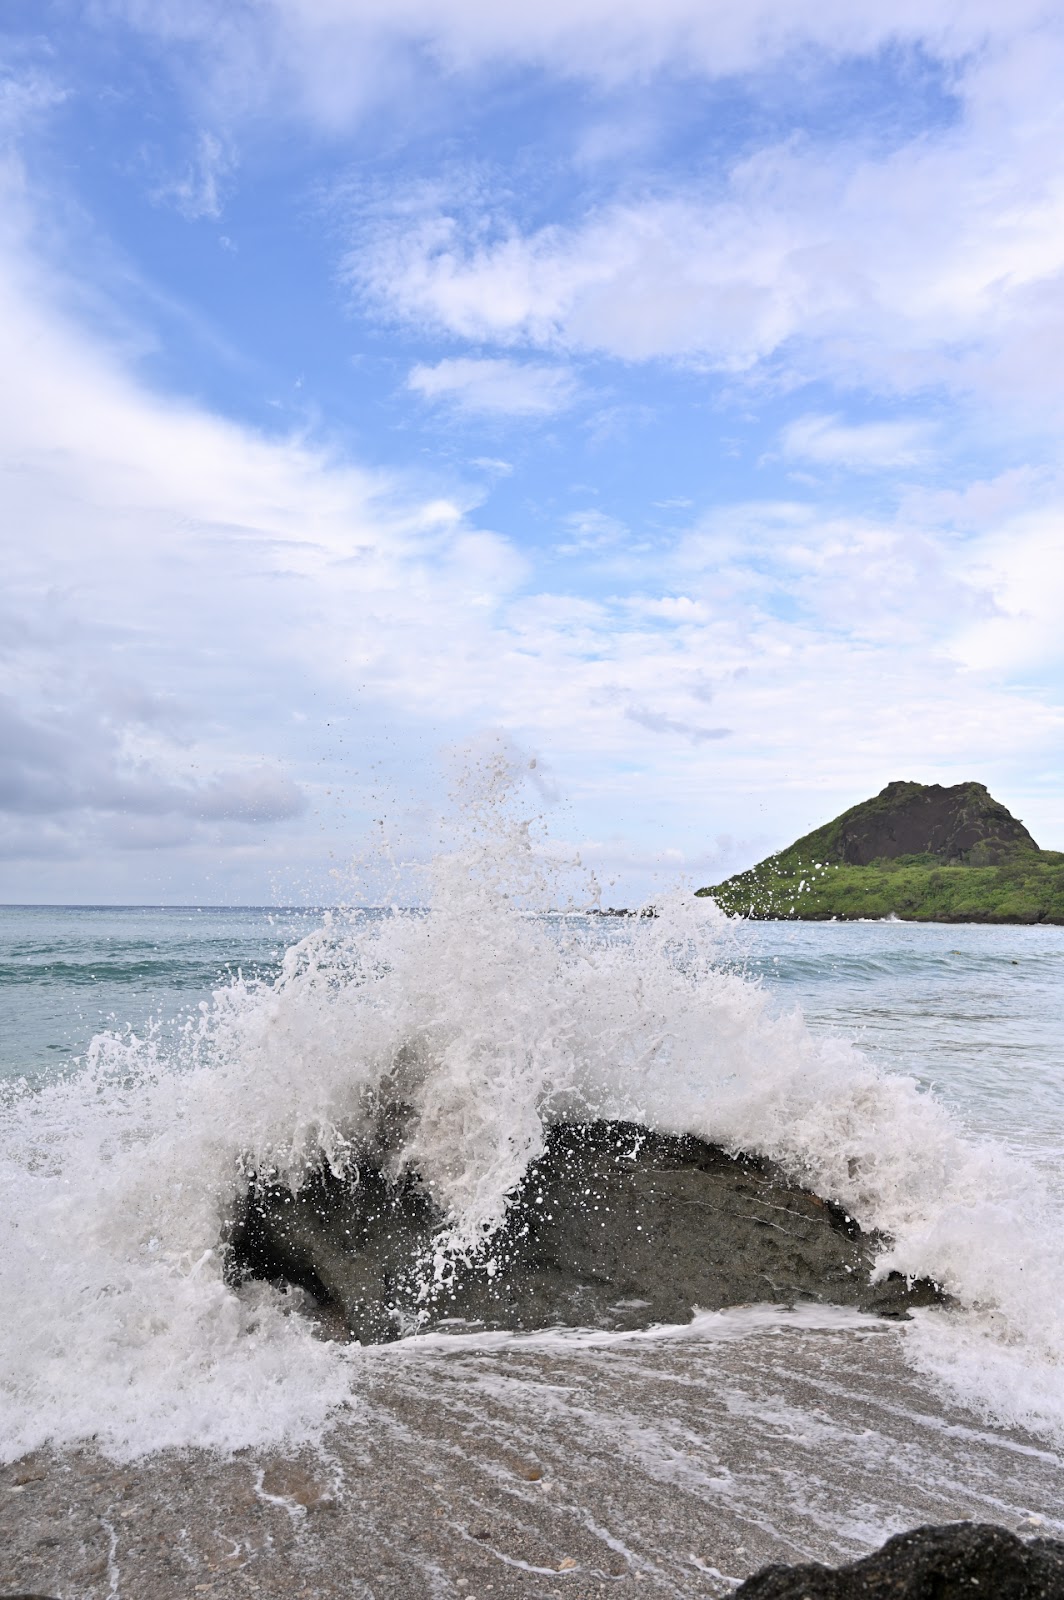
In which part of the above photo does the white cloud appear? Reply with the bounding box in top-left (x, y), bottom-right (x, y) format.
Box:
top-left (676, 499), bottom-right (998, 648)
top-left (88, 7), bottom-right (1064, 434)
top-left (557, 508), bottom-right (628, 553)
top-left (105, 0), bottom-right (1055, 130)
top-left (0, 695), bottom-right (304, 824)
top-left (154, 131), bottom-right (236, 220)
top-left (625, 705), bottom-right (731, 743)
top-left (0, 69), bottom-right (66, 135)
top-left (780, 414), bottom-right (933, 470)
top-left (950, 504), bottom-right (1064, 675)
top-left (899, 468), bottom-right (1049, 532)
top-left (343, 31), bottom-right (1064, 413)
top-left (7, 330), bottom-right (1063, 886)
top-left (407, 356), bottom-right (577, 415)
top-left (3, 114), bottom-right (1064, 893)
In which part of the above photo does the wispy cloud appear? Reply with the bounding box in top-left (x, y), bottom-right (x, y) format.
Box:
top-left (344, 36), bottom-right (1064, 414)
top-left (103, 0), bottom-right (1052, 131)
top-left (557, 508), bottom-right (628, 553)
top-left (0, 68), bottom-right (66, 135)
top-left (625, 706), bottom-right (731, 743)
top-left (779, 414), bottom-right (934, 470)
top-left (154, 130), bottom-right (235, 220)
top-left (407, 356), bottom-right (578, 416)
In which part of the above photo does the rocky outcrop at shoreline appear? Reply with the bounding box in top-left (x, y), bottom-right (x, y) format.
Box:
top-left (735, 1521), bottom-right (1064, 1598)
top-left (228, 1119), bottom-right (944, 1343)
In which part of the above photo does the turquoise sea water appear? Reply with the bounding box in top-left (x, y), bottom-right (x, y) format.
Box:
top-left (2, 895), bottom-right (1064, 1468)
top-left (0, 905), bottom-right (321, 1079)
top-left (4, 903), bottom-right (1061, 1171)
top-left (730, 918), bottom-right (1064, 1174)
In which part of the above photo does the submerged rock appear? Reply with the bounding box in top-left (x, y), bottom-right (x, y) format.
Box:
top-left (734, 1522), bottom-right (1064, 1598)
top-left (228, 1120), bottom-right (945, 1343)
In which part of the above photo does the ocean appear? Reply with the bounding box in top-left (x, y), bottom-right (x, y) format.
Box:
top-left (2, 846), bottom-right (1063, 1596)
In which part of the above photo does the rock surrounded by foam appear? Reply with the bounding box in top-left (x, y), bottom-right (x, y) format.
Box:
top-left (229, 1121), bottom-right (944, 1342)
top-left (733, 1522), bottom-right (1064, 1598)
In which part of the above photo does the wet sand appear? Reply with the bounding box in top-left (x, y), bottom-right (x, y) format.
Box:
top-left (4, 1314), bottom-right (1062, 1600)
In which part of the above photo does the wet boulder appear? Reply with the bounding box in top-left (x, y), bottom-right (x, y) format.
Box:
top-left (734, 1521), bottom-right (1064, 1598)
top-left (228, 1120), bottom-right (945, 1343)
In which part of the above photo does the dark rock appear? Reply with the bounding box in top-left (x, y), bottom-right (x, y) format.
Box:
top-left (228, 1120), bottom-right (944, 1343)
top-left (824, 781), bottom-right (1039, 867)
top-left (734, 1522), bottom-right (1064, 1598)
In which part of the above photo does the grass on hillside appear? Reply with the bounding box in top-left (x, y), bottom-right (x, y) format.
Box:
top-left (696, 851), bottom-right (1064, 924)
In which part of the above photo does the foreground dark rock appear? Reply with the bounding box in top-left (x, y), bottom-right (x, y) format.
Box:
top-left (229, 1120), bottom-right (944, 1343)
top-left (735, 1522), bottom-right (1064, 1598)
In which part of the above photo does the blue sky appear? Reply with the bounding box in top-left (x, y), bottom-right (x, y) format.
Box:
top-left (2, 0), bottom-right (1063, 902)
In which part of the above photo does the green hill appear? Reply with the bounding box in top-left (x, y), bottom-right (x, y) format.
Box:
top-left (697, 781), bottom-right (1064, 924)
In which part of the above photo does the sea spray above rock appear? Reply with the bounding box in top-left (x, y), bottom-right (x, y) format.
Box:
top-left (6, 755), bottom-right (1062, 1461)
top-left (228, 1120), bottom-right (945, 1343)
top-left (699, 780), bottom-right (1064, 922)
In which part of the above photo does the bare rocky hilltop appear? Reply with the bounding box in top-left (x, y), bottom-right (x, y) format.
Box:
top-left (698, 781), bottom-right (1064, 923)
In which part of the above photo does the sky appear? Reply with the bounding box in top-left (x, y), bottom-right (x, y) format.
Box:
top-left (2, 0), bottom-right (1064, 904)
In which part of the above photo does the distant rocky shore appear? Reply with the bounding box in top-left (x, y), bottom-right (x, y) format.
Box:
top-left (698, 780), bottom-right (1064, 923)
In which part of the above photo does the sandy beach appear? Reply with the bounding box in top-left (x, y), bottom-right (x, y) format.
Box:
top-left (5, 1314), bottom-right (1061, 1600)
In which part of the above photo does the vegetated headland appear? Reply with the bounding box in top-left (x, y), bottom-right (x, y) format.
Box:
top-left (697, 780), bottom-right (1064, 923)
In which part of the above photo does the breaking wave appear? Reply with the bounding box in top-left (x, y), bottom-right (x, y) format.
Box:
top-left (1, 756), bottom-right (1062, 1460)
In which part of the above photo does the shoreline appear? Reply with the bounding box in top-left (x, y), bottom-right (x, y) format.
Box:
top-left (5, 1313), bottom-right (1062, 1600)
top-left (704, 912), bottom-right (1064, 925)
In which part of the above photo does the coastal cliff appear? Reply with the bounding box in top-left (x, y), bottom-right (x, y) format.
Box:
top-left (697, 781), bottom-right (1064, 923)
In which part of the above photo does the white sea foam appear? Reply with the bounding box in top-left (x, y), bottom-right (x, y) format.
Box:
top-left (1, 754), bottom-right (1062, 1460)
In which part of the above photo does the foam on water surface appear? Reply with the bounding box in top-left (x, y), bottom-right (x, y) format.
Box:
top-left (1, 756), bottom-right (1063, 1462)
top-left (6, 1316), bottom-right (1063, 1598)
